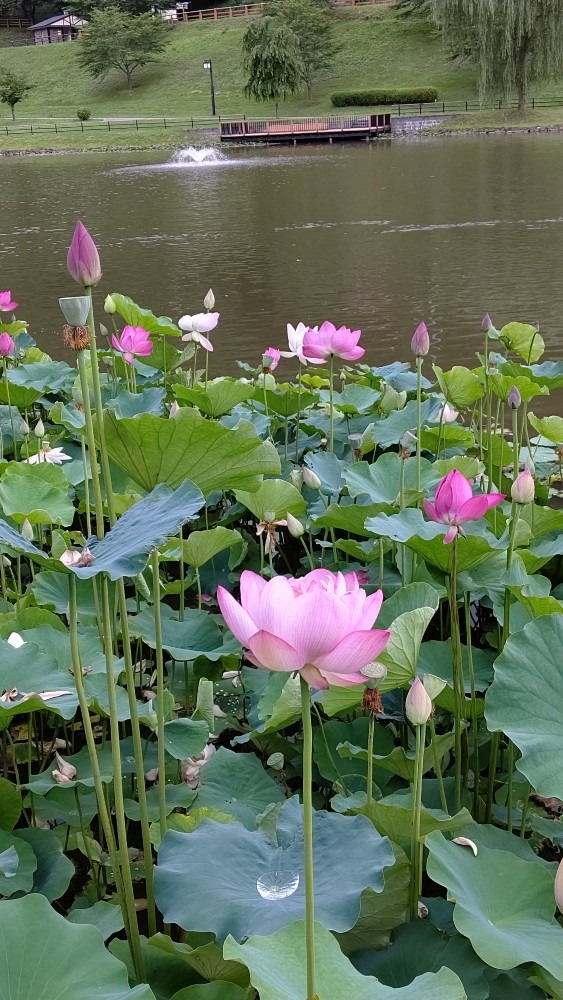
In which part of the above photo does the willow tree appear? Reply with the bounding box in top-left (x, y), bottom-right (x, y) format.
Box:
top-left (242, 17), bottom-right (303, 117)
top-left (433, 0), bottom-right (563, 111)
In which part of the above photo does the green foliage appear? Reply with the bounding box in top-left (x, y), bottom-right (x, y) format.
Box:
top-left (268, 0), bottom-right (339, 99)
top-left (331, 86), bottom-right (439, 107)
top-left (76, 107), bottom-right (91, 121)
top-left (77, 6), bottom-right (170, 92)
top-left (0, 66), bottom-right (33, 121)
top-left (432, 0), bottom-right (563, 109)
top-left (242, 15), bottom-right (303, 112)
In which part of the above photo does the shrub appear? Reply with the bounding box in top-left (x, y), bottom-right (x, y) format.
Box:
top-left (330, 87), bottom-right (438, 107)
top-left (76, 108), bottom-right (91, 121)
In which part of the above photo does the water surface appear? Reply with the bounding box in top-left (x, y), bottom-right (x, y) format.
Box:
top-left (1, 134), bottom-right (563, 373)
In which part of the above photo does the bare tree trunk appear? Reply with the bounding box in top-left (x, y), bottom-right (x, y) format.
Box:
top-left (10, 105), bottom-right (15, 121)
top-left (516, 35), bottom-right (530, 112)
top-left (126, 68), bottom-right (133, 93)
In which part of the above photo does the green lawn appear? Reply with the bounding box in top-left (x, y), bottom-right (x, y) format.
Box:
top-left (0, 8), bottom-right (477, 122)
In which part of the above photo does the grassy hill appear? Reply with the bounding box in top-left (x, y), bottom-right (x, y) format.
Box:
top-left (0, 8), bottom-right (477, 122)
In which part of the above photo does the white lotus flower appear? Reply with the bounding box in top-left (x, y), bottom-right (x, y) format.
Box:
top-left (280, 322), bottom-right (316, 366)
top-left (179, 311), bottom-right (219, 335)
top-left (27, 446), bottom-right (72, 465)
top-left (439, 403), bottom-right (459, 423)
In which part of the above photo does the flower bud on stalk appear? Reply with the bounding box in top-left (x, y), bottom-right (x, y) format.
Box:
top-left (21, 518), bottom-right (33, 541)
top-left (508, 385), bottom-right (521, 409)
top-left (411, 322), bottom-right (430, 358)
top-left (302, 466), bottom-right (321, 490)
top-left (286, 512), bottom-right (305, 538)
top-left (511, 469), bottom-right (535, 505)
top-left (104, 294), bottom-right (117, 315)
top-left (67, 221), bottom-right (102, 288)
top-left (34, 419), bottom-right (45, 439)
top-left (203, 288), bottom-right (215, 310)
top-left (405, 677), bottom-right (432, 726)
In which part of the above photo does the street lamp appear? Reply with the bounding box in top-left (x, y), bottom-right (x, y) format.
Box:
top-left (203, 59), bottom-right (216, 118)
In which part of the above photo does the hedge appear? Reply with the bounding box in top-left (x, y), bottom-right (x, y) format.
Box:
top-left (330, 88), bottom-right (439, 108)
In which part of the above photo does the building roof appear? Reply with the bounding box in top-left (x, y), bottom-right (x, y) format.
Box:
top-left (30, 12), bottom-right (86, 30)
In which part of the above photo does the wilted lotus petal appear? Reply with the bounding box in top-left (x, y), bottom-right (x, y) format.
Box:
top-left (60, 547), bottom-right (95, 568)
top-left (453, 836), bottom-right (478, 856)
top-left (7, 632), bottom-right (25, 648)
top-left (52, 752), bottom-right (77, 784)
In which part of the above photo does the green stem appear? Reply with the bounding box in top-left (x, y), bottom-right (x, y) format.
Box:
top-left (428, 717), bottom-right (447, 813)
top-left (295, 361), bottom-right (302, 463)
top-left (116, 578), bottom-right (157, 937)
top-left (85, 292), bottom-right (116, 527)
top-left (485, 731), bottom-right (500, 824)
top-left (415, 356), bottom-right (423, 491)
top-left (329, 355), bottom-right (334, 453)
top-left (449, 537), bottom-right (463, 813)
top-left (151, 550), bottom-right (167, 838)
top-left (367, 712), bottom-right (375, 810)
top-left (520, 781), bottom-right (531, 837)
top-left (100, 576), bottom-right (144, 980)
top-left (80, 437), bottom-right (92, 538)
top-left (76, 350), bottom-right (105, 537)
top-left (3, 362), bottom-right (16, 458)
top-left (506, 741), bottom-right (514, 833)
top-left (410, 722), bottom-right (426, 918)
top-left (300, 675), bottom-right (316, 1000)
top-left (465, 593), bottom-right (480, 820)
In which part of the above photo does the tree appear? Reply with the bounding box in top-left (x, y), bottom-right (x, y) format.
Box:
top-left (77, 6), bottom-right (169, 93)
top-left (242, 16), bottom-right (303, 116)
top-left (0, 67), bottom-right (33, 121)
top-left (69, 0), bottom-right (155, 19)
top-left (269, 0), bottom-right (339, 100)
top-left (433, 0), bottom-right (563, 111)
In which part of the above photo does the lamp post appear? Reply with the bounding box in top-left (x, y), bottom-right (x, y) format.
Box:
top-left (203, 59), bottom-right (216, 117)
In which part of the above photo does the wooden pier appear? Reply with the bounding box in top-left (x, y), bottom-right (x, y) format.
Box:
top-left (220, 113), bottom-right (392, 144)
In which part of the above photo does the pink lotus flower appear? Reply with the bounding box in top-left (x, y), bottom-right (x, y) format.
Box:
top-left (423, 470), bottom-right (505, 544)
top-left (111, 325), bottom-right (153, 365)
top-left (264, 347), bottom-right (280, 370)
top-left (302, 321), bottom-right (365, 364)
top-left (67, 221), bottom-right (102, 288)
top-left (217, 568), bottom-right (390, 690)
top-left (280, 322), bottom-right (316, 366)
top-left (0, 291), bottom-right (17, 313)
top-left (0, 333), bottom-right (15, 357)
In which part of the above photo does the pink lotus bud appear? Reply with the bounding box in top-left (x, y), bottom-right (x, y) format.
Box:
top-left (0, 333), bottom-right (15, 358)
top-left (482, 313), bottom-right (493, 331)
top-left (302, 466), bottom-right (321, 490)
top-left (555, 858), bottom-right (563, 912)
top-left (0, 291), bottom-right (17, 313)
top-left (508, 386), bottom-right (521, 409)
top-left (511, 469), bottom-right (534, 505)
top-left (286, 512), bottom-right (304, 538)
top-left (203, 288), bottom-right (215, 310)
top-left (411, 321), bottom-right (429, 358)
top-left (67, 221), bottom-right (102, 288)
top-left (405, 677), bottom-right (432, 725)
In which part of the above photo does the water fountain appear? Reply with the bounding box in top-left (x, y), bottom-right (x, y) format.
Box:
top-left (170, 146), bottom-right (227, 165)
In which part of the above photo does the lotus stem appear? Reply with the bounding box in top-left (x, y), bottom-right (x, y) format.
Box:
top-left (85, 288), bottom-right (116, 527)
top-left (3, 362), bottom-right (15, 457)
top-left (295, 361), bottom-right (302, 462)
top-left (428, 717), bottom-right (448, 814)
top-left (329, 354), bottom-right (334, 452)
top-left (506, 741), bottom-right (514, 833)
top-left (300, 675), bottom-right (316, 1000)
top-left (520, 781), bottom-right (531, 837)
top-left (410, 721), bottom-right (426, 919)
top-left (449, 536), bottom-right (463, 813)
top-left (465, 593), bottom-right (480, 820)
top-left (415, 355), bottom-right (423, 491)
top-left (367, 712), bottom-right (375, 810)
top-left (151, 549), bottom-right (168, 838)
top-left (76, 350), bottom-right (105, 537)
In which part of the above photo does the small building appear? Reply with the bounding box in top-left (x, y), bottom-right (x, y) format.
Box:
top-left (29, 11), bottom-right (87, 44)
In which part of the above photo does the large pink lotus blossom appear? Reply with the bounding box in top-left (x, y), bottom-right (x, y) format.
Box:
top-left (111, 325), bottom-right (153, 365)
top-left (280, 323), bottom-right (316, 366)
top-left (67, 221), bottom-right (102, 288)
top-left (302, 321), bottom-right (365, 364)
top-left (217, 568), bottom-right (390, 690)
top-left (423, 470), bottom-right (505, 544)
top-left (0, 333), bottom-right (15, 357)
top-left (0, 292), bottom-right (17, 313)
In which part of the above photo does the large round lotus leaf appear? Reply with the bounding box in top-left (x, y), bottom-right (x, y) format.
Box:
top-left (155, 797), bottom-right (394, 941)
top-left (223, 920), bottom-right (467, 1000)
top-left (485, 614), bottom-right (563, 798)
top-left (190, 747), bottom-right (284, 829)
top-left (0, 638), bottom-right (78, 724)
top-left (0, 894), bottom-right (155, 999)
top-left (14, 827), bottom-right (74, 902)
top-left (426, 829), bottom-right (563, 978)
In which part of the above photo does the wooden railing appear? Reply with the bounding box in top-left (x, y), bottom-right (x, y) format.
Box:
top-left (0, 16), bottom-right (32, 27)
top-left (173, 0), bottom-right (395, 23)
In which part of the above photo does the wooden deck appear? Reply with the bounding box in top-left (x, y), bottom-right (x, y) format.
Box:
top-left (220, 113), bottom-right (392, 144)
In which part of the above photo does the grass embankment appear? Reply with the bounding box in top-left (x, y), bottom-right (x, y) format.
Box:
top-left (0, 7), bottom-right (478, 152)
top-left (1, 7), bottom-right (563, 154)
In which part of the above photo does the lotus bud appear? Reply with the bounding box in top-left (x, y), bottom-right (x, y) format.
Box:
top-left (290, 467), bottom-right (304, 490)
top-left (411, 321), bottom-right (430, 358)
top-left (21, 518), bottom-right (33, 541)
top-left (104, 294), bottom-right (117, 315)
top-left (482, 313), bottom-right (493, 331)
top-left (555, 858), bottom-right (563, 912)
top-left (19, 419), bottom-right (29, 436)
top-left (0, 333), bottom-right (15, 359)
top-left (286, 512), bottom-right (304, 538)
top-left (511, 469), bottom-right (535, 505)
top-left (405, 677), bottom-right (432, 726)
top-left (422, 673), bottom-right (446, 701)
top-left (508, 385), bottom-right (521, 410)
top-left (169, 400), bottom-right (180, 418)
top-left (203, 288), bottom-right (215, 310)
top-left (67, 221), bottom-right (102, 288)
top-left (52, 751), bottom-right (77, 784)
top-left (302, 466), bottom-right (321, 490)
top-left (34, 418), bottom-right (45, 439)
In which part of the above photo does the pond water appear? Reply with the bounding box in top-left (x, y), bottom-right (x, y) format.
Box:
top-left (1, 133), bottom-right (563, 374)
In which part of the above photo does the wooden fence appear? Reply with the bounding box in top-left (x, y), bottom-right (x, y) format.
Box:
top-left (174, 0), bottom-right (395, 23)
top-left (0, 17), bottom-right (31, 27)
